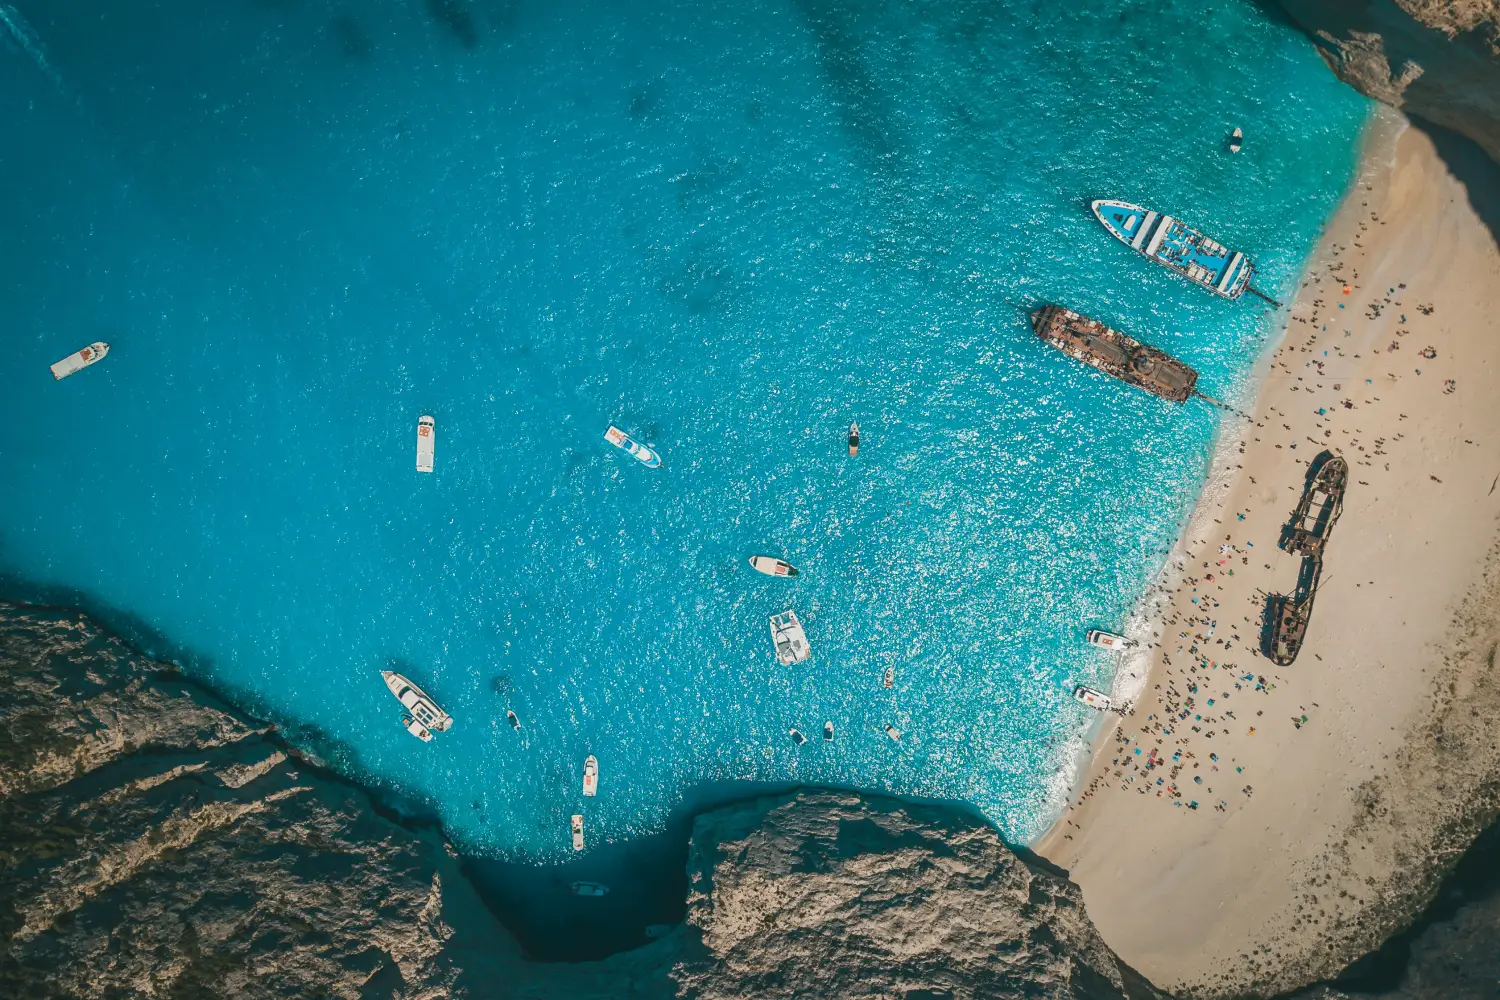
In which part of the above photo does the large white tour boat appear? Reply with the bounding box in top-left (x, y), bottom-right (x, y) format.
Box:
top-left (50, 342), bottom-right (109, 380)
top-left (381, 670), bottom-right (452, 737)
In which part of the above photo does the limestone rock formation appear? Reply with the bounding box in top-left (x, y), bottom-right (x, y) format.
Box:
top-left (1278, 0), bottom-right (1500, 163)
top-left (672, 790), bottom-right (1167, 1000)
top-left (0, 603), bottom-right (1160, 999)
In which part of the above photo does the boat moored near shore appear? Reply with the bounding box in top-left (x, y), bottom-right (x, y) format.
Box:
top-left (1073, 685), bottom-right (1114, 712)
top-left (1032, 305), bottom-right (1198, 403)
top-left (50, 342), bottom-right (109, 380)
top-left (1086, 629), bottom-right (1137, 652)
top-left (1092, 200), bottom-right (1260, 301)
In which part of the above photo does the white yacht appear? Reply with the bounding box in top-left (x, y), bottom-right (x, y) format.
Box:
top-left (416, 416), bottom-right (435, 473)
top-left (1086, 629), bottom-right (1137, 652)
top-left (582, 755), bottom-right (598, 797)
top-left (50, 342), bottom-right (109, 380)
top-left (604, 424), bottom-right (661, 468)
top-left (884, 724), bottom-right (901, 741)
top-left (381, 670), bottom-right (452, 736)
top-left (1073, 685), bottom-right (1114, 712)
top-left (749, 555), bottom-right (799, 578)
top-left (769, 610), bottom-right (811, 665)
top-left (571, 814), bottom-right (585, 851)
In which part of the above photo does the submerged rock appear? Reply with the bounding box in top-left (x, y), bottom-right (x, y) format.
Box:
top-left (0, 603), bottom-right (1160, 999)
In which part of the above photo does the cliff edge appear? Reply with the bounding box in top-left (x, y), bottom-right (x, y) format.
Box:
top-left (0, 603), bottom-right (1160, 999)
top-left (1278, 0), bottom-right (1500, 163)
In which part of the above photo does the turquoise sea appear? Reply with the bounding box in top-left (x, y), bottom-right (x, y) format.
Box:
top-left (1, 0), bottom-right (1365, 872)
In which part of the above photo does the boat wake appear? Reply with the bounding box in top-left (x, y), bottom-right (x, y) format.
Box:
top-left (0, 4), bottom-right (63, 90)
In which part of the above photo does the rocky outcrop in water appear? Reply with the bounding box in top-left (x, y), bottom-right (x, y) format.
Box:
top-left (0, 603), bottom-right (1162, 999)
top-left (1277, 1), bottom-right (1500, 163)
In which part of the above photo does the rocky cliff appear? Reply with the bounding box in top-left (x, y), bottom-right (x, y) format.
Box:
top-left (1277, 0), bottom-right (1500, 163)
top-left (0, 603), bottom-right (1159, 999)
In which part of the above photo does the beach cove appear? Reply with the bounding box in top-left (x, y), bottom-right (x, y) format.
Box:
top-left (1036, 109), bottom-right (1500, 996)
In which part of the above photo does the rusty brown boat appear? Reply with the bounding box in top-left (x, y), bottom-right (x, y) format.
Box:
top-left (1030, 305), bottom-right (1198, 403)
top-left (1262, 452), bottom-right (1348, 666)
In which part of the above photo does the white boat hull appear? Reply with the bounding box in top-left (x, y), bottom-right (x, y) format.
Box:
top-left (51, 342), bottom-right (109, 380)
top-left (416, 416), bottom-right (435, 473)
top-left (1073, 686), bottom-right (1114, 712)
top-left (1086, 630), bottom-right (1136, 652)
top-left (571, 814), bottom-right (585, 851)
top-left (582, 755), bottom-right (598, 797)
top-left (604, 424), bottom-right (661, 468)
top-left (769, 610), bottom-right (811, 665)
top-left (749, 556), bottom-right (798, 578)
top-left (382, 670), bottom-right (452, 733)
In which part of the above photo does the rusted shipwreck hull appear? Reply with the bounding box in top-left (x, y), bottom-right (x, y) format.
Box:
top-left (1263, 453), bottom-right (1349, 666)
top-left (1030, 304), bottom-right (1197, 403)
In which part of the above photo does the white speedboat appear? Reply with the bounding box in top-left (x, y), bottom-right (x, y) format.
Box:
top-left (848, 421), bottom-right (860, 457)
top-left (789, 728), bottom-right (807, 745)
top-left (1073, 685), bottom-right (1114, 712)
top-left (381, 670), bottom-right (452, 736)
top-left (749, 555), bottom-right (799, 578)
top-left (882, 667), bottom-right (894, 689)
top-left (570, 881), bottom-right (609, 897)
top-left (604, 424), bottom-right (661, 468)
top-left (823, 721), bottom-right (834, 741)
top-left (1229, 127), bottom-right (1243, 153)
top-left (1086, 629), bottom-right (1137, 652)
top-left (401, 714), bottom-right (434, 742)
top-left (582, 755), bottom-right (598, 797)
top-left (571, 814), bottom-right (585, 851)
top-left (50, 342), bottom-right (109, 380)
top-left (769, 610), bottom-right (811, 665)
top-left (416, 415), bottom-right (435, 473)
top-left (884, 724), bottom-right (901, 741)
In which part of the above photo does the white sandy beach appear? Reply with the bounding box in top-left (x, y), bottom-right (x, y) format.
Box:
top-left (1035, 110), bottom-right (1500, 996)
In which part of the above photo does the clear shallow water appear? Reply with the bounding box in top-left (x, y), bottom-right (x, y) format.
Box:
top-left (0, 0), bottom-right (1366, 858)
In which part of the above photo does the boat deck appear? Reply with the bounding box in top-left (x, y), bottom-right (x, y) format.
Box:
top-left (1032, 305), bottom-right (1197, 403)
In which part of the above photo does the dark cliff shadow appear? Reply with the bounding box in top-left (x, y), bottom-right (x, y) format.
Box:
top-left (1409, 117), bottom-right (1500, 252)
top-left (1278, 816), bottom-right (1500, 997)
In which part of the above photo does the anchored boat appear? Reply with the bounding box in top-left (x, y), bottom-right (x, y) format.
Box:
top-left (382, 670), bottom-right (452, 737)
top-left (604, 425), bottom-right (661, 468)
top-left (507, 710), bottom-right (521, 731)
top-left (50, 342), bottom-right (109, 380)
top-left (570, 881), bottom-right (609, 897)
top-left (769, 610), bottom-right (811, 665)
top-left (1086, 629), bottom-right (1137, 652)
top-left (571, 814), bottom-right (585, 851)
top-left (848, 422), bottom-right (860, 457)
top-left (789, 728), bottom-right (807, 746)
top-left (416, 416), bottom-right (435, 473)
top-left (823, 721), bottom-right (834, 741)
top-left (883, 724), bottom-right (901, 741)
top-left (582, 755), bottom-right (598, 797)
top-left (1092, 200), bottom-right (1271, 303)
top-left (1032, 304), bottom-right (1198, 403)
top-left (1073, 685), bottom-right (1114, 712)
top-left (749, 555), bottom-right (799, 578)
top-left (401, 714), bottom-right (434, 742)
top-left (1229, 127), bottom-right (1243, 153)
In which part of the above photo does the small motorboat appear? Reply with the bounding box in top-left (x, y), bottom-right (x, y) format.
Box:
top-left (749, 555), bottom-right (799, 578)
top-left (1073, 685), bottom-right (1114, 712)
top-left (50, 342), bottom-right (109, 380)
top-left (416, 415), bottom-right (435, 473)
top-left (884, 724), bottom-right (901, 741)
top-left (570, 881), bottom-right (610, 897)
top-left (882, 667), bottom-right (894, 689)
top-left (1229, 127), bottom-right (1243, 153)
top-left (582, 755), bottom-right (598, 797)
top-left (789, 728), bottom-right (807, 745)
top-left (604, 424), bottom-right (661, 468)
top-left (507, 710), bottom-right (521, 731)
top-left (401, 714), bottom-right (434, 743)
top-left (571, 814), bottom-right (585, 851)
top-left (823, 721), bottom-right (834, 741)
top-left (1086, 629), bottom-right (1137, 652)
top-left (769, 610), bottom-right (812, 665)
top-left (381, 670), bottom-right (453, 736)
top-left (848, 421), bottom-right (860, 457)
